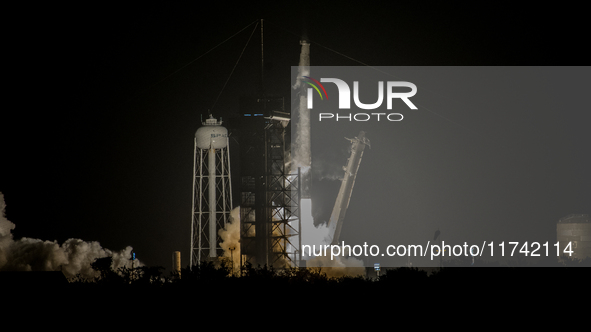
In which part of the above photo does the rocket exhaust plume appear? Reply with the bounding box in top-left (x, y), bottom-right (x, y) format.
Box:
top-left (293, 39), bottom-right (311, 198)
top-left (0, 192), bottom-right (141, 280)
top-left (291, 40), bottom-right (365, 276)
top-left (292, 39), bottom-right (318, 268)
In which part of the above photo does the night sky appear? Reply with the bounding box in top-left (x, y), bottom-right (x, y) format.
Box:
top-left (2, 4), bottom-right (589, 271)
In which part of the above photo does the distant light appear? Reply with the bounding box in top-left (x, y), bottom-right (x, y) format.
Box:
top-left (374, 263), bottom-right (380, 271)
top-left (244, 114), bottom-right (251, 116)
top-left (254, 114), bottom-right (264, 116)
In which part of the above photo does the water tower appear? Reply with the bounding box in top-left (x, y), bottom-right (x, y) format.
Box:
top-left (190, 115), bottom-right (232, 267)
top-left (557, 214), bottom-right (591, 262)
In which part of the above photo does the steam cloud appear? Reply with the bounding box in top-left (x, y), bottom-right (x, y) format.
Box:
top-left (313, 157), bottom-right (346, 182)
top-left (300, 198), bottom-right (365, 277)
top-left (218, 205), bottom-right (293, 269)
top-left (218, 206), bottom-right (241, 273)
top-left (0, 192), bottom-right (141, 280)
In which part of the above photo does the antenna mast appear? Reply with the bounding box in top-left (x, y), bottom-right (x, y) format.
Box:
top-left (260, 18), bottom-right (264, 96)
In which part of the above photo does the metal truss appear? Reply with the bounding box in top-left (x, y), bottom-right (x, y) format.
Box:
top-left (240, 112), bottom-right (301, 268)
top-left (190, 138), bottom-right (233, 268)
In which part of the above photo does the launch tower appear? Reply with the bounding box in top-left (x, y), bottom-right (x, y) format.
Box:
top-left (232, 98), bottom-right (302, 268)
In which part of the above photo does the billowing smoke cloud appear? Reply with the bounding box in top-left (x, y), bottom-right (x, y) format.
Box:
top-left (0, 192), bottom-right (14, 269)
top-left (218, 206), bottom-right (241, 273)
top-left (313, 157), bottom-right (346, 182)
top-left (220, 205), bottom-right (293, 270)
top-left (300, 198), bottom-right (365, 278)
top-left (217, 202), bottom-right (364, 277)
top-left (0, 192), bottom-right (141, 280)
top-left (301, 199), bottom-right (328, 252)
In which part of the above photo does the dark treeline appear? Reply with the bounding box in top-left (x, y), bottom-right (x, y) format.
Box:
top-left (6, 255), bottom-right (589, 296)
top-left (62, 255), bottom-right (591, 295)
top-left (6, 256), bottom-right (590, 318)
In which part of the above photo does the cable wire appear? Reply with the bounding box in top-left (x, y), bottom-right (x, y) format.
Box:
top-left (126, 19), bottom-right (259, 104)
top-left (211, 21), bottom-right (259, 111)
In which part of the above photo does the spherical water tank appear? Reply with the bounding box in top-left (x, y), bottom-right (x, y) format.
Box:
top-left (195, 115), bottom-right (228, 149)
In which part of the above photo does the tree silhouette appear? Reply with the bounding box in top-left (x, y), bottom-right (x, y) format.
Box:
top-left (378, 267), bottom-right (428, 283)
top-left (136, 266), bottom-right (165, 285)
top-left (90, 257), bottom-right (122, 284)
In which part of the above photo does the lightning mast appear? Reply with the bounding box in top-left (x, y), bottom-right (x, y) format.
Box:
top-left (236, 21), bottom-right (301, 268)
